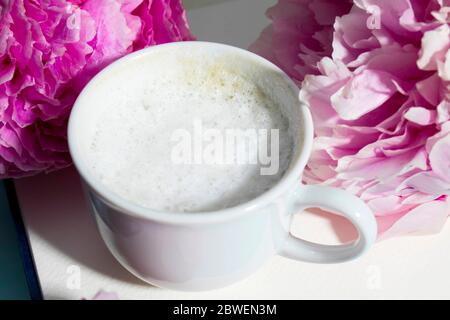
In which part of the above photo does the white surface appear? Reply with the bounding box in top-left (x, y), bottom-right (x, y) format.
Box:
top-left (14, 0), bottom-right (450, 299)
top-left (15, 167), bottom-right (450, 299)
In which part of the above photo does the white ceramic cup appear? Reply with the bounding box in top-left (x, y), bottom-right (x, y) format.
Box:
top-left (68, 41), bottom-right (377, 291)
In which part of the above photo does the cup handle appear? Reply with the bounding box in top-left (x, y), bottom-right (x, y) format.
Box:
top-left (278, 185), bottom-right (377, 263)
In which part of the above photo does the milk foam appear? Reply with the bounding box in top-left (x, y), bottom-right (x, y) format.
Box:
top-left (87, 60), bottom-right (294, 213)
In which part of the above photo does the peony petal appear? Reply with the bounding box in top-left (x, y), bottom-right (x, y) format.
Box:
top-left (402, 192), bottom-right (440, 205)
top-left (417, 24), bottom-right (450, 71)
top-left (82, 0), bottom-right (138, 70)
top-left (330, 69), bottom-right (398, 120)
top-left (332, 7), bottom-right (377, 64)
top-left (404, 106), bottom-right (437, 125)
top-left (416, 73), bottom-right (441, 106)
top-left (347, 44), bottom-right (421, 79)
top-left (378, 199), bottom-right (450, 240)
top-left (403, 171), bottom-right (450, 195)
top-left (309, 0), bottom-right (353, 25)
top-left (438, 49), bottom-right (450, 81)
top-left (337, 150), bottom-right (416, 181)
top-left (437, 100), bottom-right (450, 123)
top-left (429, 132), bottom-right (450, 182)
top-left (368, 195), bottom-right (403, 215)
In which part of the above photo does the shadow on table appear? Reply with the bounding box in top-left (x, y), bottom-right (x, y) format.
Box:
top-left (15, 167), bottom-right (149, 287)
top-left (15, 166), bottom-right (359, 294)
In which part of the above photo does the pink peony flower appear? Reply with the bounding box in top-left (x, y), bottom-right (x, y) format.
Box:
top-left (252, 0), bottom-right (450, 238)
top-left (0, 0), bottom-right (193, 178)
top-left (299, 0), bottom-right (450, 238)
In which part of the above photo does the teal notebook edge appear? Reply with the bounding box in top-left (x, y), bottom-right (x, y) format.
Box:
top-left (0, 180), bottom-right (42, 300)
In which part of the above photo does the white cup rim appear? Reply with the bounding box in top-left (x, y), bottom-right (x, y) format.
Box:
top-left (68, 41), bottom-right (314, 225)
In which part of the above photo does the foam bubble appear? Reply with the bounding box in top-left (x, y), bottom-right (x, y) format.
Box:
top-left (87, 64), bottom-right (294, 213)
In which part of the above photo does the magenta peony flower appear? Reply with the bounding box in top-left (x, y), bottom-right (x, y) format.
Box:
top-left (0, 0), bottom-right (193, 178)
top-left (250, 0), bottom-right (353, 83)
top-left (299, 0), bottom-right (450, 238)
